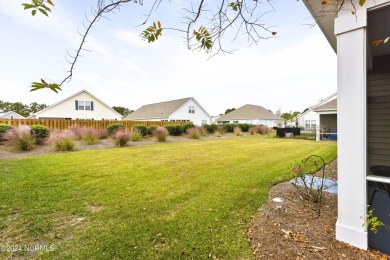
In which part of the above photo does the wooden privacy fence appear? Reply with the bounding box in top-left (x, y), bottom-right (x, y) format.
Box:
top-left (0, 119), bottom-right (190, 130)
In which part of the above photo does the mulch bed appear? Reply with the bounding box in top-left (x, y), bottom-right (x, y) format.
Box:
top-left (248, 160), bottom-right (390, 259)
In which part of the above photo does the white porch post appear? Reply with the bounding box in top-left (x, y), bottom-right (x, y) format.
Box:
top-left (335, 12), bottom-right (368, 249)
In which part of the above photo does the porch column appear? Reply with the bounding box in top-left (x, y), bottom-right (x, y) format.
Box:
top-left (334, 11), bottom-right (368, 249)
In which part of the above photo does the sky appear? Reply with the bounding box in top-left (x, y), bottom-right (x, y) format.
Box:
top-left (0, 0), bottom-right (337, 116)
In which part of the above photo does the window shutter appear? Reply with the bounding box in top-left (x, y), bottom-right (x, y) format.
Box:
top-left (75, 100), bottom-right (78, 110)
top-left (91, 101), bottom-right (94, 111)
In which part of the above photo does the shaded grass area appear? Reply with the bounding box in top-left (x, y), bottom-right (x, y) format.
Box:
top-left (0, 136), bottom-right (337, 259)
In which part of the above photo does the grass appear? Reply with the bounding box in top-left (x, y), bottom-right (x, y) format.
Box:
top-left (0, 136), bottom-right (337, 259)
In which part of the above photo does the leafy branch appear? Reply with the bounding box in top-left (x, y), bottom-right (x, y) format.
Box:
top-left (22, 0), bottom-right (54, 17)
top-left (141, 21), bottom-right (163, 43)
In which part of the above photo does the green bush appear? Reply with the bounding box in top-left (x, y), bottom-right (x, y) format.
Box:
top-left (164, 124), bottom-right (184, 136)
top-left (0, 124), bottom-right (13, 142)
top-left (238, 123), bottom-right (252, 132)
top-left (30, 125), bottom-right (49, 144)
top-left (183, 123), bottom-right (195, 133)
top-left (133, 124), bottom-right (147, 136)
top-left (147, 125), bottom-right (159, 135)
top-left (107, 123), bottom-right (124, 135)
top-left (222, 123), bottom-right (238, 133)
top-left (203, 124), bottom-right (218, 134)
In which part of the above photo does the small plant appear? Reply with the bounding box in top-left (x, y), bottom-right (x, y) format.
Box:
top-left (153, 127), bottom-right (168, 142)
top-left (363, 209), bottom-right (386, 234)
top-left (3, 125), bottom-right (36, 151)
top-left (80, 127), bottom-right (99, 145)
top-left (131, 128), bottom-right (143, 142)
top-left (164, 124), bottom-right (184, 136)
top-left (233, 126), bottom-right (242, 136)
top-left (133, 124), bottom-right (148, 136)
top-left (107, 123), bottom-right (124, 136)
top-left (68, 125), bottom-right (83, 140)
top-left (112, 129), bottom-right (131, 147)
top-left (187, 127), bottom-right (201, 139)
top-left (0, 124), bottom-right (13, 142)
top-left (248, 127), bottom-right (256, 135)
top-left (30, 125), bottom-right (50, 144)
top-left (147, 125), bottom-right (159, 135)
top-left (50, 130), bottom-right (75, 151)
top-left (182, 123), bottom-right (195, 133)
top-left (97, 129), bottom-right (108, 139)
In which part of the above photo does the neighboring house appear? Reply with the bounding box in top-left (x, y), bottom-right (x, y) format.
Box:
top-left (0, 111), bottom-right (25, 119)
top-left (31, 89), bottom-right (122, 120)
top-left (216, 104), bottom-right (283, 127)
top-left (303, 0), bottom-right (390, 254)
top-left (296, 92), bottom-right (337, 130)
top-left (123, 97), bottom-right (211, 125)
top-left (313, 98), bottom-right (337, 140)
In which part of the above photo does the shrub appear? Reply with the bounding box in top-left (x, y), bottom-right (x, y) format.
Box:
top-left (187, 127), bottom-right (201, 139)
top-left (80, 127), bottom-right (99, 145)
top-left (0, 124), bottom-right (13, 142)
top-left (50, 130), bottom-right (75, 151)
top-left (3, 125), bottom-right (36, 151)
top-left (153, 127), bottom-right (168, 142)
top-left (68, 125), bottom-right (83, 140)
top-left (164, 124), bottom-right (184, 136)
top-left (97, 129), bottom-right (108, 139)
top-left (133, 124), bottom-right (147, 136)
top-left (203, 124), bottom-right (218, 134)
top-left (248, 127), bottom-right (256, 135)
top-left (131, 128), bottom-right (143, 142)
top-left (233, 126), bottom-right (242, 136)
top-left (30, 125), bottom-right (50, 144)
top-left (112, 129), bottom-right (131, 147)
top-left (107, 123), bottom-right (124, 136)
top-left (255, 125), bottom-right (272, 135)
top-left (147, 125), bottom-right (159, 135)
top-left (182, 123), bottom-right (195, 133)
top-left (223, 123), bottom-right (238, 133)
top-left (216, 125), bottom-right (226, 134)
top-left (238, 123), bottom-right (252, 132)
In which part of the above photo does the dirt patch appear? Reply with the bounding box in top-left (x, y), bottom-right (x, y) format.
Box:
top-left (249, 160), bottom-right (389, 259)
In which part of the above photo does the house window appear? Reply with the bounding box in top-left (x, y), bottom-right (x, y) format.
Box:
top-left (75, 100), bottom-right (94, 111)
top-left (233, 121), bottom-right (239, 124)
top-left (189, 106), bottom-right (195, 114)
top-left (85, 101), bottom-right (92, 111)
top-left (78, 101), bottom-right (85, 110)
top-left (305, 120), bottom-right (316, 129)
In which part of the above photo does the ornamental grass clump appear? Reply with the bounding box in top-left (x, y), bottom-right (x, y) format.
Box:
top-left (68, 125), bottom-right (83, 140)
top-left (131, 128), bottom-right (143, 142)
top-left (97, 129), bottom-right (108, 139)
top-left (233, 126), bottom-right (242, 136)
top-left (195, 125), bottom-right (207, 136)
top-left (112, 129), bottom-right (131, 147)
top-left (3, 125), bottom-right (36, 151)
top-left (187, 127), bottom-right (201, 139)
top-left (153, 127), bottom-right (168, 142)
top-left (80, 127), bottom-right (99, 145)
top-left (50, 130), bottom-right (75, 151)
top-left (256, 125), bottom-right (272, 135)
top-left (248, 126), bottom-right (256, 135)
top-left (0, 124), bottom-right (13, 143)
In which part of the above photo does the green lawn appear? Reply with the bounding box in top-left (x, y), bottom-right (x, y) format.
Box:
top-left (0, 136), bottom-right (337, 259)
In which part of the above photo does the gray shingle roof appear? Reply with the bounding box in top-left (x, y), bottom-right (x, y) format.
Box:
top-left (313, 98), bottom-right (337, 112)
top-left (124, 97), bottom-right (192, 120)
top-left (217, 104), bottom-right (283, 121)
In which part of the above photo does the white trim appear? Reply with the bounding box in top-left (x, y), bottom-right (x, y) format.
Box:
top-left (336, 221), bottom-right (368, 250)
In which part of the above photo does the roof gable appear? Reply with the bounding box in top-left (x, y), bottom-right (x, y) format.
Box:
top-left (33, 89), bottom-right (122, 117)
top-left (124, 97), bottom-right (195, 120)
top-left (217, 104), bottom-right (282, 121)
top-left (313, 98), bottom-right (337, 111)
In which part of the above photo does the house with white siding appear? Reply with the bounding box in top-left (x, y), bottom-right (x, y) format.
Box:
top-left (216, 104), bottom-right (283, 127)
top-left (0, 111), bottom-right (25, 119)
top-left (303, 0), bottom-right (390, 254)
top-left (123, 97), bottom-right (211, 125)
top-left (31, 89), bottom-right (122, 120)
